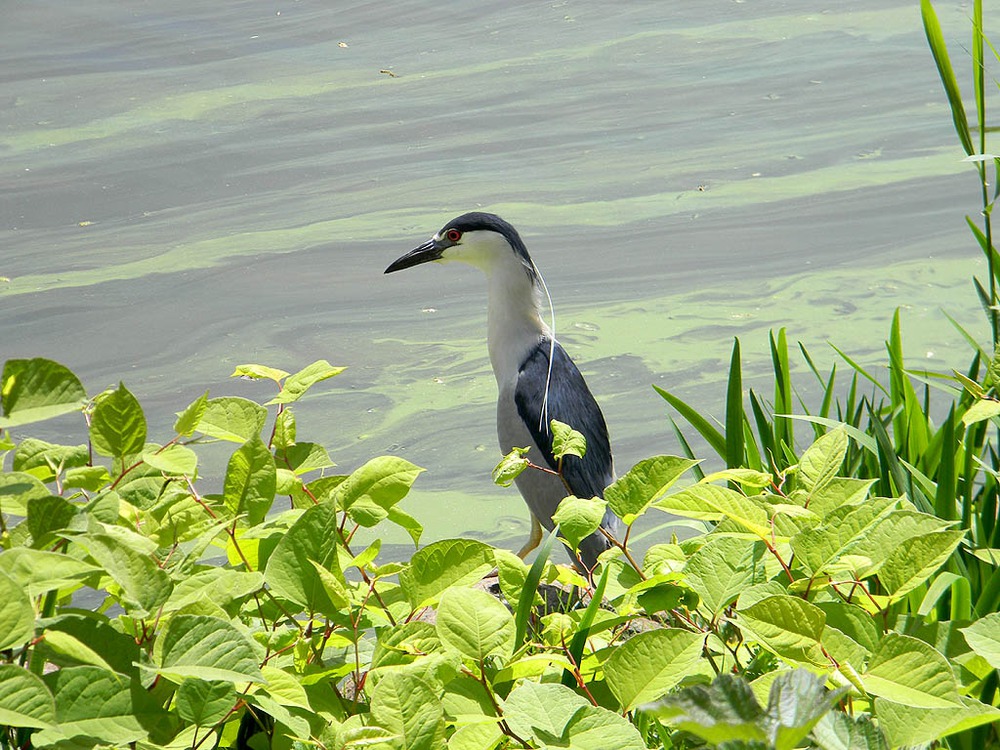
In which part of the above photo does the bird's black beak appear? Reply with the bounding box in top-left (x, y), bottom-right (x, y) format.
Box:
top-left (384, 238), bottom-right (444, 274)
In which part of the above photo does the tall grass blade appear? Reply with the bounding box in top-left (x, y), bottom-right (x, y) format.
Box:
top-left (935, 407), bottom-right (957, 521)
top-left (655, 385), bottom-right (726, 458)
top-left (921, 0), bottom-right (975, 155)
top-left (514, 526), bottom-right (558, 649)
top-left (726, 339), bottom-right (744, 469)
top-left (561, 562), bottom-right (610, 688)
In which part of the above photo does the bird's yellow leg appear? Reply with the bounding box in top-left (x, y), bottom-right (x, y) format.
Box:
top-left (516, 513), bottom-right (543, 559)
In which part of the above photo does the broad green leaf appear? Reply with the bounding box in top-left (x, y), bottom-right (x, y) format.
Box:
top-left (0, 358), bottom-right (87, 428)
top-left (604, 455), bottom-right (700, 525)
top-left (273, 407), bottom-right (296, 449)
top-left (0, 664), bottom-right (56, 730)
top-left (223, 435), bottom-right (276, 525)
top-left (13, 438), bottom-right (88, 480)
top-left (701, 468), bottom-right (773, 492)
top-left (816, 602), bottom-right (879, 657)
top-left (0, 470), bottom-right (51, 516)
top-left (492, 446), bottom-right (530, 487)
top-left (448, 723), bottom-right (504, 750)
top-left (876, 695), bottom-right (1000, 747)
top-left (370, 671), bottom-right (445, 750)
top-left (960, 397), bottom-right (1000, 426)
top-left (75, 529), bottom-right (173, 617)
top-left (388, 504), bottom-right (424, 546)
top-left (399, 538), bottom-right (495, 608)
top-left (0, 548), bottom-right (100, 597)
top-left (232, 364), bottom-right (290, 382)
top-left (766, 670), bottom-right (848, 750)
top-left (808, 477), bottom-right (877, 517)
top-left (738, 595), bottom-right (829, 667)
top-left (604, 629), bottom-right (705, 710)
top-left (862, 633), bottom-right (961, 708)
top-left (90, 382), bottom-right (147, 459)
top-left (266, 360), bottom-right (345, 405)
top-left (811, 711), bottom-right (888, 750)
top-left (264, 501), bottom-right (340, 612)
top-left (173, 390), bottom-right (209, 436)
top-left (176, 678), bottom-right (236, 726)
top-left (655, 484), bottom-right (771, 538)
top-left (41, 614), bottom-right (140, 675)
top-left (63, 465), bottom-right (112, 491)
top-left (26, 494), bottom-right (78, 545)
top-left (165, 568), bottom-right (265, 612)
top-left (684, 536), bottom-right (766, 618)
top-left (370, 622), bottom-right (441, 673)
top-left (550, 419), bottom-right (587, 460)
top-left (798, 427), bottom-right (847, 493)
top-left (552, 495), bottom-right (606, 553)
top-left (196, 396), bottom-right (267, 442)
top-left (41, 630), bottom-right (115, 671)
top-left (335, 455), bottom-right (423, 513)
top-left (310, 560), bottom-right (350, 610)
top-left (435, 587), bottom-right (515, 663)
top-left (654, 675), bottom-right (766, 745)
top-left (142, 443), bottom-right (197, 475)
top-left (157, 614), bottom-right (264, 683)
top-left (791, 498), bottom-right (897, 577)
top-left (504, 681), bottom-right (645, 750)
top-left (278, 441), bottom-right (335, 475)
top-left (36, 667), bottom-right (159, 747)
top-left (960, 612), bottom-right (1000, 668)
top-left (0, 571), bottom-right (36, 651)
top-left (878, 530), bottom-right (965, 601)
top-left (259, 665), bottom-right (312, 711)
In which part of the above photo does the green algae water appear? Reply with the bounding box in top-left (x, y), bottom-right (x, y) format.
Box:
top-left (2, 0), bottom-right (987, 549)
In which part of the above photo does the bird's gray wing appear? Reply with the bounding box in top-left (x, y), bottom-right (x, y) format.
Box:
top-left (513, 339), bottom-right (613, 500)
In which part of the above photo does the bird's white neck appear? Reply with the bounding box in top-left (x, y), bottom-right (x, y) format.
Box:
top-left (485, 259), bottom-right (550, 386)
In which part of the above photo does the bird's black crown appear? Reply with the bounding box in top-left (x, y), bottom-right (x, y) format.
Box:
top-left (442, 212), bottom-right (538, 282)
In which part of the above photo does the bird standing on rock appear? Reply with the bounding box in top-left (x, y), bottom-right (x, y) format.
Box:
top-left (385, 212), bottom-right (619, 570)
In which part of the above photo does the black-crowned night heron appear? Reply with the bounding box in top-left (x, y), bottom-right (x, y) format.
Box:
top-left (385, 212), bottom-right (619, 569)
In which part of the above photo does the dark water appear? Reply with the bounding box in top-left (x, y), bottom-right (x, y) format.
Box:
top-left (2, 1), bottom-right (987, 550)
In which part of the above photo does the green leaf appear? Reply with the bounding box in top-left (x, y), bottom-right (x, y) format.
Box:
top-left (960, 612), bottom-right (1000, 668)
top-left (232, 364), bottom-right (290, 382)
top-left (0, 358), bottom-right (87, 428)
top-left (75, 528), bottom-right (173, 617)
top-left (0, 548), bottom-right (100, 597)
top-left (766, 670), bottom-right (848, 750)
top-left (399, 538), bottom-right (495, 608)
top-left (878, 530), bottom-right (965, 601)
top-left (41, 630), bottom-right (116, 671)
top-left (175, 678), bottom-right (237, 726)
top-left (604, 629), bottom-right (706, 710)
top-left (89, 382), bottom-right (147, 459)
top-left (157, 614), bottom-right (264, 683)
top-left (492, 446), bottom-right (530, 487)
top-left (370, 671), bottom-right (445, 750)
top-left (875, 695), bottom-right (1000, 747)
top-left (655, 674), bottom-right (767, 745)
top-left (811, 711), bottom-right (888, 750)
top-left (142, 443), bottom-right (198, 475)
top-left (604, 455), bottom-right (700, 525)
top-left (504, 681), bottom-right (645, 750)
top-left (27, 494), bottom-right (78, 545)
top-left (279, 441), bottom-right (335, 475)
top-left (861, 633), bottom-right (962, 708)
top-left (387, 504), bottom-right (424, 546)
top-left (223, 435), bottom-right (276, 525)
top-left (63, 465), bottom-right (112, 491)
top-left (920, 0), bottom-right (975, 156)
top-left (655, 483), bottom-right (771, 538)
top-left (550, 419), bottom-right (587, 460)
top-left (435, 587), bottom-right (515, 663)
top-left (264, 501), bottom-right (341, 612)
top-left (0, 470), bottom-right (51, 515)
top-left (552, 495), bottom-right (606, 553)
top-left (684, 536), bottom-right (766, 618)
top-left (40, 614), bottom-right (140, 675)
top-left (35, 667), bottom-right (157, 747)
top-left (0, 664), bottom-right (56, 730)
top-left (196, 396), bottom-right (268, 442)
top-left (0, 570), bottom-right (37, 650)
top-left (266, 360), bottom-right (345, 405)
top-left (798, 427), bottom-right (847, 494)
top-left (960, 397), bottom-right (1000, 426)
top-left (737, 595), bottom-right (829, 667)
top-left (13, 438), bottom-right (88, 480)
top-left (791, 499), bottom-right (896, 577)
top-left (165, 568), bottom-right (265, 612)
top-left (335, 455), bottom-right (423, 521)
top-left (173, 390), bottom-right (209, 436)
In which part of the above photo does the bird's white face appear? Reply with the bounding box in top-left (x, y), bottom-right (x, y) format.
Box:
top-left (433, 228), bottom-right (512, 273)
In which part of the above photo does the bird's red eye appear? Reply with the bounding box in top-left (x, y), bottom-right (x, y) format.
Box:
top-left (445, 228), bottom-right (462, 242)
